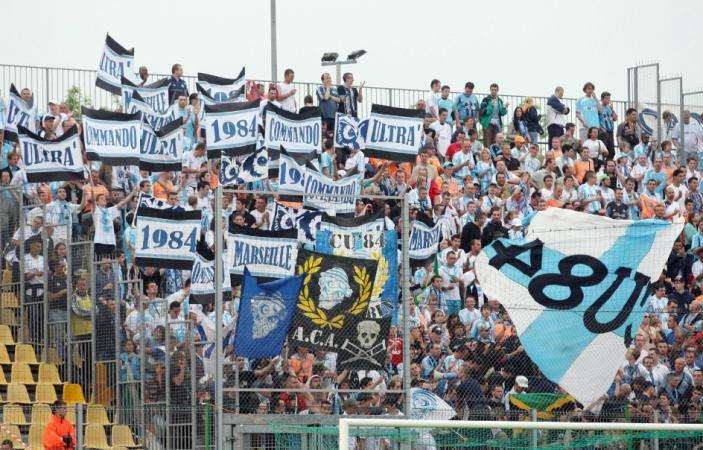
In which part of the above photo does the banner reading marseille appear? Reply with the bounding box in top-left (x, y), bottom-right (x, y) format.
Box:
top-left (316, 212), bottom-right (398, 319)
top-left (233, 268), bottom-right (304, 358)
top-left (303, 170), bottom-right (361, 215)
top-left (197, 69), bottom-right (246, 102)
top-left (334, 113), bottom-right (367, 150)
top-left (226, 225), bottom-right (299, 284)
top-left (204, 100), bottom-right (260, 157)
top-left (289, 250), bottom-right (378, 352)
top-left (408, 217), bottom-right (443, 260)
top-left (4, 84), bottom-right (37, 142)
top-left (135, 206), bottom-right (202, 270)
top-left (474, 208), bottom-right (684, 407)
top-left (82, 107), bottom-right (142, 165)
top-left (138, 119), bottom-right (183, 172)
top-left (121, 77), bottom-right (171, 114)
top-left (264, 103), bottom-right (322, 152)
top-left (129, 91), bottom-right (180, 131)
top-left (18, 125), bottom-right (83, 182)
top-left (364, 104), bottom-right (425, 162)
top-left (219, 146), bottom-right (268, 186)
top-left (95, 34), bottom-right (134, 95)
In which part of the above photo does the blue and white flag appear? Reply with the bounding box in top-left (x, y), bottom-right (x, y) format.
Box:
top-left (303, 170), bottom-right (362, 215)
top-left (233, 268), bottom-right (304, 358)
top-left (4, 84), bottom-right (37, 142)
top-left (204, 100), bottom-right (259, 158)
top-left (95, 34), bottom-right (134, 95)
top-left (122, 77), bottom-right (171, 114)
top-left (135, 206), bottom-right (202, 270)
top-left (219, 146), bottom-right (268, 186)
top-left (408, 218), bottom-right (443, 261)
top-left (638, 107), bottom-right (657, 137)
top-left (226, 224), bottom-right (299, 284)
top-left (18, 125), bottom-right (83, 183)
top-left (190, 241), bottom-right (231, 304)
top-left (334, 113), bottom-right (367, 150)
top-left (364, 104), bottom-right (424, 162)
top-left (130, 91), bottom-right (180, 131)
top-left (197, 69), bottom-right (246, 102)
top-left (82, 107), bottom-right (142, 165)
top-left (139, 118), bottom-right (183, 172)
top-left (409, 388), bottom-right (456, 420)
top-left (196, 82), bottom-right (245, 108)
top-left (277, 148), bottom-right (319, 199)
top-left (270, 202), bottom-right (322, 246)
top-left (474, 208), bottom-right (684, 407)
top-left (264, 103), bottom-right (322, 152)
top-left (137, 193), bottom-right (171, 210)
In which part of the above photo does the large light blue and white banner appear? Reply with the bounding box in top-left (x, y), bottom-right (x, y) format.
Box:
top-left (474, 208), bottom-right (683, 407)
top-left (82, 107), bottom-right (142, 165)
top-left (408, 219), bottom-right (443, 260)
top-left (135, 206), bottom-right (202, 270)
top-left (334, 113), bottom-right (367, 150)
top-left (139, 119), bottom-right (183, 172)
top-left (364, 104), bottom-right (425, 163)
top-left (129, 91), bottom-right (180, 131)
top-left (204, 100), bottom-right (259, 157)
top-left (95, 34), bottom-right (134, 95)
top-left (4, 84), bottom-right (37, 142)
top-left (303, 170), bottom-right (361, 215)
top-left (122, 77), bottom-right (171, 114)
top-left (18, 125), bottom-right (83, 183)
top-left (264, 103), bottom-right (322, 152)
top-left (226, 225), bottom-right (299, 284)
top-left (219, 146), bottom-right (268, 186)
top-left (197, 69), bottom-right (246, 102)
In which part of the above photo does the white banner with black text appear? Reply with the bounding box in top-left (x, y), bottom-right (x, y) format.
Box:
top-left (18, 125), bottom-right (84, 182)
top-left (95, 34), bottom-right (134, 95)
top-left (3, 84), bottom-right (37, 142)
top-left (139, 118), bottom-right (184, 172)
top-left (197, 69), bottom-right (246, 102)
top-left (263, 103), bottom-right (322, 152)
top-left (204, 100), bottom-right (260, 157)
top-left (364, 104), bottom-right (425, 162)
top-left (226, 224), bottom-right (299, 284)
top-left (135, 206), bottom-right (202, 270)
top-left (121, 77), bottom-right (171, 114)
top-left (82, 107), bottom-right (142, 165)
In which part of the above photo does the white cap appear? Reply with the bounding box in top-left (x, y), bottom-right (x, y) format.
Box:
top-left (515, 375), bottom-right (529, 388)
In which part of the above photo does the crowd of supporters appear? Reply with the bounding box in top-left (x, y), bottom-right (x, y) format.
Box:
top-left (2, 63), bottom-right (703, 431)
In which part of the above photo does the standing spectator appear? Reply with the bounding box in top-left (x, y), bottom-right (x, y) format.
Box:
top-left (598, 91), bottom-right (617, 157)
top-left (454, 82), bottom-right (479, 129)
top-left (673, 111), bottom-right (703, 160)
top-left (138, 66), bottom-right (149, 86)
top-left (277, 68), bottom-right (298, 113)
top-left (507, 107), bottom-right (529, 144)
top-left (337, 72), bottom-right (363, 118)
top-left (316, 73), bottom-right (342, 131)
top-left (168, 64), bottom-right (188, 104)
top-left (479, 83), bottom-right (508, 147)
top-left (617, 108), bottom-right (641, 150)
top-left (91, 189), bottom-right (137, 259)
top-left (522, 98), bottom-right (543, 147)
top-left (430, 109), bottom-right (452, 158)
top-left (582, 127), bottom-right (609, 171)
top-left (546, 86), bottom-right (570, 147)
top-left (576, 82), bottom-right (600, 141)
top-left (426, 79), bottom-right (442, 118)
top-left (437, 85), bottom-right (454, 126)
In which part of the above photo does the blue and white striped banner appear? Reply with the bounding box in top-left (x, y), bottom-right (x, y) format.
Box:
top-left (95, 34), bottom-right (134, 95)
top-left (204, 100), bottom-right (260, 158)
top-left (197, 69), bottom-right (246, 102)
top-left (475, 208), bottom-right (683, 407)
top-left (18, 125), bottom-right (83, 183)
top-left (82, 107), bottom-right (142, 165)
top-left (138, 118), bottom-right (183, 172)
top-left (121, 76), bottom-right (171, 114)
top-left (135, 206), bottom-right (202, 270)
top-left (364, 104), bottom-right (425, 163)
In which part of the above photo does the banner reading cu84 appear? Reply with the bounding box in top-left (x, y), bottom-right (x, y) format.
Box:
top-left (135, 206), bottom-right (202, 270)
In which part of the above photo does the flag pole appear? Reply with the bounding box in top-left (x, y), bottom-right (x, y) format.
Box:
top-left (214, 184), bottom-right (224, 449)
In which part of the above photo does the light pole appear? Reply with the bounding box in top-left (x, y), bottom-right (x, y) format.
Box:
top-left (321, 50), bottom-right (366, 85)
top-left (270, 0), bottom-right (278, 82)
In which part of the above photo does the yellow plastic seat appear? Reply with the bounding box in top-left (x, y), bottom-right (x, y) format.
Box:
top-left (0, 324), bottom-right (14, 345)
top-left (6, 383), bottom-right (31, 403)
top-left (2, 403), bottom-right (26, 425)
top-left (35, 383), bottom-right (57, 404)
top-left (0, 308), bottom-right (17, 326)
top-left (2, 268), bottom-right (12, 284)
top-left (0, 292), bottom-right (19, 309)
top-left (13, 343), bottom-right (37, 364)
top-left (0, 424), bottom-right (23, 448)
top-left (84, 423), bottom-right (111, 449)
top-left (10, 362), bottom-right (35, 384)
top-left (62, 383), bottom-right (86, 404)
top-left (38, 363), bottom-right (61, 384)
top-left (87, 403), bottom-right (112, 425)
top-left (112, 424), bottom-right (139, 447)
top-left (28, 424), bottom-right (44, 449)
top-left (65, 403), bottom-right (76, 424)
top-left (0, 343), bottom-right (10, 364)
top-left (30, 402), bottom-right (51, 424)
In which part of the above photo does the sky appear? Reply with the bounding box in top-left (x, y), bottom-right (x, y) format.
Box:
top-left (2, 0), bottom-right (702, 102)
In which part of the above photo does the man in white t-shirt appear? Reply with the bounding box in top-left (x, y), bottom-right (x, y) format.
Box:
top-left (669, 168), bottom-right (688, 210)
top-left (430, 109), bottom-right (452, 157)
top-left (250, 196), bottom-right (271, 230)
top-left (344, 147), bottom-right (366, 177)
top-left (693, 248), bottom-right (703, 292)
top-left (276, 68), bottom-right (298, 113)
top-left (425, 79), bottom-right (442, 118)
top-left (92, 188), bottom-right (137, 258)
top-left (182, 143), bottom-right (207, 191)
top-left (47, 100), bottom-right (68, 137)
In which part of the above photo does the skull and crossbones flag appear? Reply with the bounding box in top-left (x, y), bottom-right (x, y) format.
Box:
top-left (337, 314), bottom-right (391, 370)
top-left (233, 268), bottom-right (304, 359)
top-left (288, 250), bottom-right (378, 352)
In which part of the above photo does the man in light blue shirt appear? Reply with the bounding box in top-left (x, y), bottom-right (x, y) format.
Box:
top-left (454, 82), bottom-right (479, 126)
top-left (576, 82), bottom-right (600, 141)
top-left (643, 158), bottom-right (667, 195)
top-left (437, 85), bottom-right (454, 126)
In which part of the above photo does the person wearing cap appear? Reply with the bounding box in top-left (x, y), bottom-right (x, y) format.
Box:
top-left (38, 113), bottom-right (56, 139)
top-left (502, 375), bottom-right (530, 412)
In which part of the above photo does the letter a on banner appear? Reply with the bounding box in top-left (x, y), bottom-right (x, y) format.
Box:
top-left (95, 34), bottom-right (135, 95)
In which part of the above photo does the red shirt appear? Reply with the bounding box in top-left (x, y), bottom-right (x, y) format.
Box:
top-left (445, 142), bottom-right (462, 161)
top-left (388, 337), bottom-right (403, 367)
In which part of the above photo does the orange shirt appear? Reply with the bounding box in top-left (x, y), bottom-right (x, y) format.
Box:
top-left (573, 159), bottom-right (594, 183)
top-left (43, 414), bottom-right (76, 450)
top-left (640, 193), bottom-right (660, 219)
top-left (153, 180), bottom-right (176, 200)
top-left (82, 184), bottom-right (109, 213)
top-left (289, 353), bottom-right (314, 382)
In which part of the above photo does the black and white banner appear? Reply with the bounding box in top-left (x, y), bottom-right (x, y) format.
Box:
top-left (303, 170), bottom-right (362, 215)
top-left (277, 148), bottom-right (319, 197)
top-left (18, 125), bottom-right (83, 182)
top-left (318, 210), bottom-right (387, 249)
top-left (264, 103), bottom-right (322, 152)
top-left (226, 225), bottom-right (299, 284)
top-left (135, 206), bottom-right (202, 270)
top-left (190, 241), bottom-right (231, 304)
top-left (130, 91), bottom-right (180, 131)
top-left (219, 146), bottom-right (268, 186)
top-left (3, 84), bottom-right (37, 142)
top-left (196, 82), bottom-right (245, 107)
top-left (364, 104), bottom-right (425, 162)
top-left (204, 100), bottom-right (260, 157)
top-left (337, 315), bottom-right (392, 370)
top-left (334, 113), bottom-right (367, 150)
top-left (139, 119), bottom-right (183, 172)
top-left (82, 107), bottom-right (142, 165)
top-left (408, 218), bottom-right (443, 260)
top-left (197, 69), bottom-right (246, 102)
top-left (270, 202), bottom-right (323, 246)
top-left (122, 77), bottom-right (171, 114)
top-left (95, 34), bottom-right (134, 95)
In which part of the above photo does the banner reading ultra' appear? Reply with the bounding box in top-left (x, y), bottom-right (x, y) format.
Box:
top-left (18, 125), bottom-right (84, 183)
top-left (95, 34), bottom-right (134, 95)
top-left (364, 104), bottom-right (425, 162)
